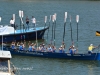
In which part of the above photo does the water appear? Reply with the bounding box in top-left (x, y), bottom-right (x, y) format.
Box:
top-left (0, 0), bottom-right (100, 75)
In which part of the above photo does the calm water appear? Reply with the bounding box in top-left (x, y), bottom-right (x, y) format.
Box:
top-left (0, 0), bottom-right (100, 75)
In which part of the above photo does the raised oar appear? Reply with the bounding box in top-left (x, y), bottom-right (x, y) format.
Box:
top-left (0, 17), bottom-right (2, 50)
top-left (20, 14), bottom-right (24, 42)
top-left (47, 15), bottom-right (51, 44)
top-left (19, 10), bottom-right (24, 41)
top-left (51, 15), bottom-right (55, 45)
top-left (35, 19), bottom-right (38, 48)
top-left (44, 16), bottom-right (47, 43)
top-left (76, 15), bottom-right (79, 48)
top-left (13, 14), bottom-right (15, 24)
top-left (53, 13), bottom-right (57, 46)
top-left (21, 11), bottom-right (26, 41)
top-left (70, 15), bottom-right (73, 45)
top-left (63, 12), bottom-right (67, 43)
top-left (0, 17), bottom-right (1, 23)
top-left (19, 10), bottom-right (22, 32)
top-left (21, 11), bottom-right (24, 33)
top-left (13, 14), bottom-right (16, 41)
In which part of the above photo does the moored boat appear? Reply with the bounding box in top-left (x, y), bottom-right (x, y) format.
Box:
top-left (0, 25), bottom-right (49, 43)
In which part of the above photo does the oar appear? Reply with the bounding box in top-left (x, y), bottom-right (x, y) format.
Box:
top-left (70, 15), bottom-right (73, 45)
top-left (63, 22), bottom-right (66, 42)
top-left (92, 44), bottom-right (100, 53)
top-left (97, 44), bottom-right (100, 52)
top-left (63, 12), bottom-right (67, 43)
top-left (20, 17), bottom-right (24, 27)
top-left (21, 35), bottom-right (22, 42)
top-left (35, 19), bottom-right (38, 48)
top-left (19, 10), bottom-right (22, 32)
top-left (0, 17), bottom-right (2, 49)
top-left (21, 17), bottom-right (24, 42)
top-left (13, 14), bottom-right (15, 24)
top-left (13, 14), bottom-right (16, 41)
top-left (44, 16), bottom-right (47, 43)
top-left (19, 10), bottom-right (24, 41)
top-left (76, 15), bottom-right (79, 48)
top-left (47, 15), bottom-right (51, 44)
top-left (54, 13), bottom-right (57, 46)
top-left (20, 18), bottom-right (24, 42)
top-left (21, 11), bottom-right (24, 33)
top-left (0, 17), bottom-right (1, 23)
top-left (51, 15), bottom-right (55, 45)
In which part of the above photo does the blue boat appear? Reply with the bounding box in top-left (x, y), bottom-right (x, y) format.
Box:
top-left (0, 26), bottom-right (49, 43)
top-left (4, 46), bottom-right (100, 61)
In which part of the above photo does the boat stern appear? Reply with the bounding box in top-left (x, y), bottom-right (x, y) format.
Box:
top-left (95, 53), bottom-right (100, 60)
top-left (0, 73), bottom-right (11, 75)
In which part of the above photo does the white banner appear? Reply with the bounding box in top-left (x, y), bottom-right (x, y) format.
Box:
top-left (0, 26), bottom-right (14, 35)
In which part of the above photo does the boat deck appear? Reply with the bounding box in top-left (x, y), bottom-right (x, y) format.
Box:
top-left (10, 27), bottom-right (47, 34)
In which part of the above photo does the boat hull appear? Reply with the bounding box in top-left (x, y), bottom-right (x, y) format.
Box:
top-left (4, 47), bottom-right (100, 61)
top-left (0, 26), bottom-right (49, 43)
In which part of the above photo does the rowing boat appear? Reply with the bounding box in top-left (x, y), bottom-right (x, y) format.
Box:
top-left (3, 46), bottom-right (100, 61)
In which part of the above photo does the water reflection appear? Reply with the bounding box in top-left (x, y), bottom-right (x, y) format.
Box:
top-left (11, 55), bottom-right (100, 75)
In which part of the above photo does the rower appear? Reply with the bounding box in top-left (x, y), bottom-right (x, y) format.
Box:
top-left (11, 42), bottom-right (16, 49)
top-left (47, 44), bottom-right (52, 52)
top-left (22, 42), bottom-right (25, 50)
top-left (61, 42), bottom-right (65, 49)
top-left (24, 40), bottom-right (26, 47)
top-left (28, 44), bottom-right (32, 51)
top-left (52, 45), bottom-right (56, 52)
top-left (69, 45), bottom-right (76, 54)
top-left (17, 42), bottom-right (20, 47)
top-left (19, 43), bottom-right (24, 51)
top-left (72, 45), bottom-right (76, 54)
top-left (38, 44), bottom-right (42, 51)
top-left (32, 43), bottom-right (36, 51)
top-left (69, 46), bottom-right (73, 54)
top-left (28, 41), bottom-right (31, 46)
top-left (88, 44), bottom-right (97, 54)
top-left (41, 44), bottom-right (46, 52)
top-left (59, 45), bottom-right (65, 53)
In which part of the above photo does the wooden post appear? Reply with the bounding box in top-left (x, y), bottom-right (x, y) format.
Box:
top-left (8, 59), bottom-right (11, 73)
